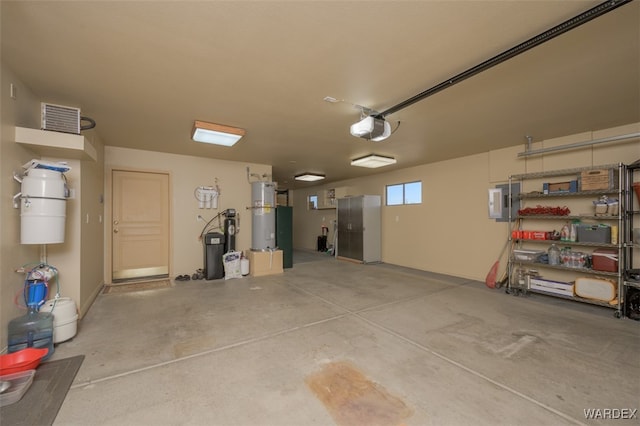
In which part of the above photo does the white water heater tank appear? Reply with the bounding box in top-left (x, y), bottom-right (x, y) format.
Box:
top-left (251, 181), bottom-right (276, 251)
top-left (20, 168), bottom-right (67, 244)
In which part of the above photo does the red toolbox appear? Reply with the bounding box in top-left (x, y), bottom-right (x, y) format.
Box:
top-left (591, 248), bottom-right (618, 272)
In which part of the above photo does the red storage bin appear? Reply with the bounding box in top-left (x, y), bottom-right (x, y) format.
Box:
top-left (592, 248), bottom-right (618, 272)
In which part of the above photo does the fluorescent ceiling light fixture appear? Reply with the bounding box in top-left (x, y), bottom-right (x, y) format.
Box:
top-left (351, 154), bottom-right (397, 168)
top-left (192, 120), bottom-right (245, 146)
top-left (350, 116), bottom-right (391, 142)
top-left (294, 173), bottom-right (325, 182)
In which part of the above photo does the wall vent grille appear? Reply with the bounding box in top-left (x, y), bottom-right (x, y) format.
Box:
top-left (41, 103), bottom-right (80, 134)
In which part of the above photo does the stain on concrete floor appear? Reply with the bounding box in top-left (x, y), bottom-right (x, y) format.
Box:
top-left (173, 335), bottom-right (217, 359)
top-left (306, 361), bottom-right (413, 426)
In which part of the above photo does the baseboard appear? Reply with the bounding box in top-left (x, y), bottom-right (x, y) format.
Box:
top-left (79, 281), bottom-right (104, 320)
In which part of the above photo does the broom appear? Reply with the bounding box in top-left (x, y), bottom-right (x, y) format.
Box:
top-left (485, 238), bottom-right (510, 289)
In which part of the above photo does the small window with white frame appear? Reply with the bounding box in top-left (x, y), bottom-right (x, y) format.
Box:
top-left (386, 181), bottom-right (422, 205)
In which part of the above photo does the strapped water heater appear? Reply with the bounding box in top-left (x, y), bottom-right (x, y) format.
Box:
top-left (251, 181), bottom-right (276, 251)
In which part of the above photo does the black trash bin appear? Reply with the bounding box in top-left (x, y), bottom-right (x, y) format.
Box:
top-left (204, 232), bottom-right (225, 280)
top-left (317, 235), bottom-right (327, 252)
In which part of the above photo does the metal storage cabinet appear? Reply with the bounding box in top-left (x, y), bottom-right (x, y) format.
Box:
top-left (337, 195), bottom-right (381, 263)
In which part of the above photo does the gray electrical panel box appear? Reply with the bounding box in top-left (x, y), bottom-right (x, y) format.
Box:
top-left (488, 183), bottom-right (520, 222)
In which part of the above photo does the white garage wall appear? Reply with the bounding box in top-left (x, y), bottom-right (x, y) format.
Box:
top-left (104, 147), bottom-right (271, 280)
top-left (293, 122), bottom-right (640, 282)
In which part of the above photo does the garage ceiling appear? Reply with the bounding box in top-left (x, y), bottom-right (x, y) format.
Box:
top-left (2, 1), bottom-right (639, 189)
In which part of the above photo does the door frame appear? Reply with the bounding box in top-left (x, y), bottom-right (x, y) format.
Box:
top-left (105, 166), bottom-right (173, 284)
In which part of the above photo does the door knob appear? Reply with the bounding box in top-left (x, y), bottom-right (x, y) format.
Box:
top-left (113, 228), bottom-right (119, 233)
top-left (113, 220), bottom-right (119, 225)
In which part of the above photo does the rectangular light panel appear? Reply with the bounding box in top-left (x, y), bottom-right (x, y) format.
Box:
top-left (192, 120), bottom-right (245, 146)
top-left (294, 173), bottom-right (325, 182)
top-left (351, 154), bottom-right (396, 168)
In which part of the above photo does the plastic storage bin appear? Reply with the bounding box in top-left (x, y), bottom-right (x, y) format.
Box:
top-left (513, 249), bottom-right (544, 262)
top-left (576, 225), bottom-right (611, 243)
top-left (0, 370), bottom-right (36, 407)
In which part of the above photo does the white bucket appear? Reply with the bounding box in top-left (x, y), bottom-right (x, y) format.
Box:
top-left (40, 297), bottom-right (78, 343)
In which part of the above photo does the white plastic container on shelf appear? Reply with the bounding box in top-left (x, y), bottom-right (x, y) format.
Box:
top-left (39, 297), bottom-right (78, 343)
top-left (513, 249), bottom-right (545, 262)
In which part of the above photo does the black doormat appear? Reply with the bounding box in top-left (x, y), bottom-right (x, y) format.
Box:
top-left (0, 355), bottom-right (84, 425)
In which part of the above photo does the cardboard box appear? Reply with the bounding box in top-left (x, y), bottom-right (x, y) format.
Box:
top-left (247, 249), bottom-right (283, 277)
top-left (530, 278), bottom-right (574, 297)
top-left (543, 180), bottom-right (577, 194)
top-left (580, 169), bottom-right (617, 191)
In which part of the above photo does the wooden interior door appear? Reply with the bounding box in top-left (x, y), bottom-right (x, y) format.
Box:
top-left (112, 170), bottom-right (170, 282)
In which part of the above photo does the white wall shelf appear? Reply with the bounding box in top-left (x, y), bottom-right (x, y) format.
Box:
top-left (15, 126), bottom-right (97, 161)
top-left (318, 187), bottom-right (351, 209)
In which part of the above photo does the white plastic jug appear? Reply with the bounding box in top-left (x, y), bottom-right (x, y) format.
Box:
top-left (241, 258), bottom-right (250, 276)
top-left (548, 244), bottom-right (560, 265)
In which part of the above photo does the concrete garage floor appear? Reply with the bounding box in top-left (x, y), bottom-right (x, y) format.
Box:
top-left (51, 251), bottom-right (639, 425)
